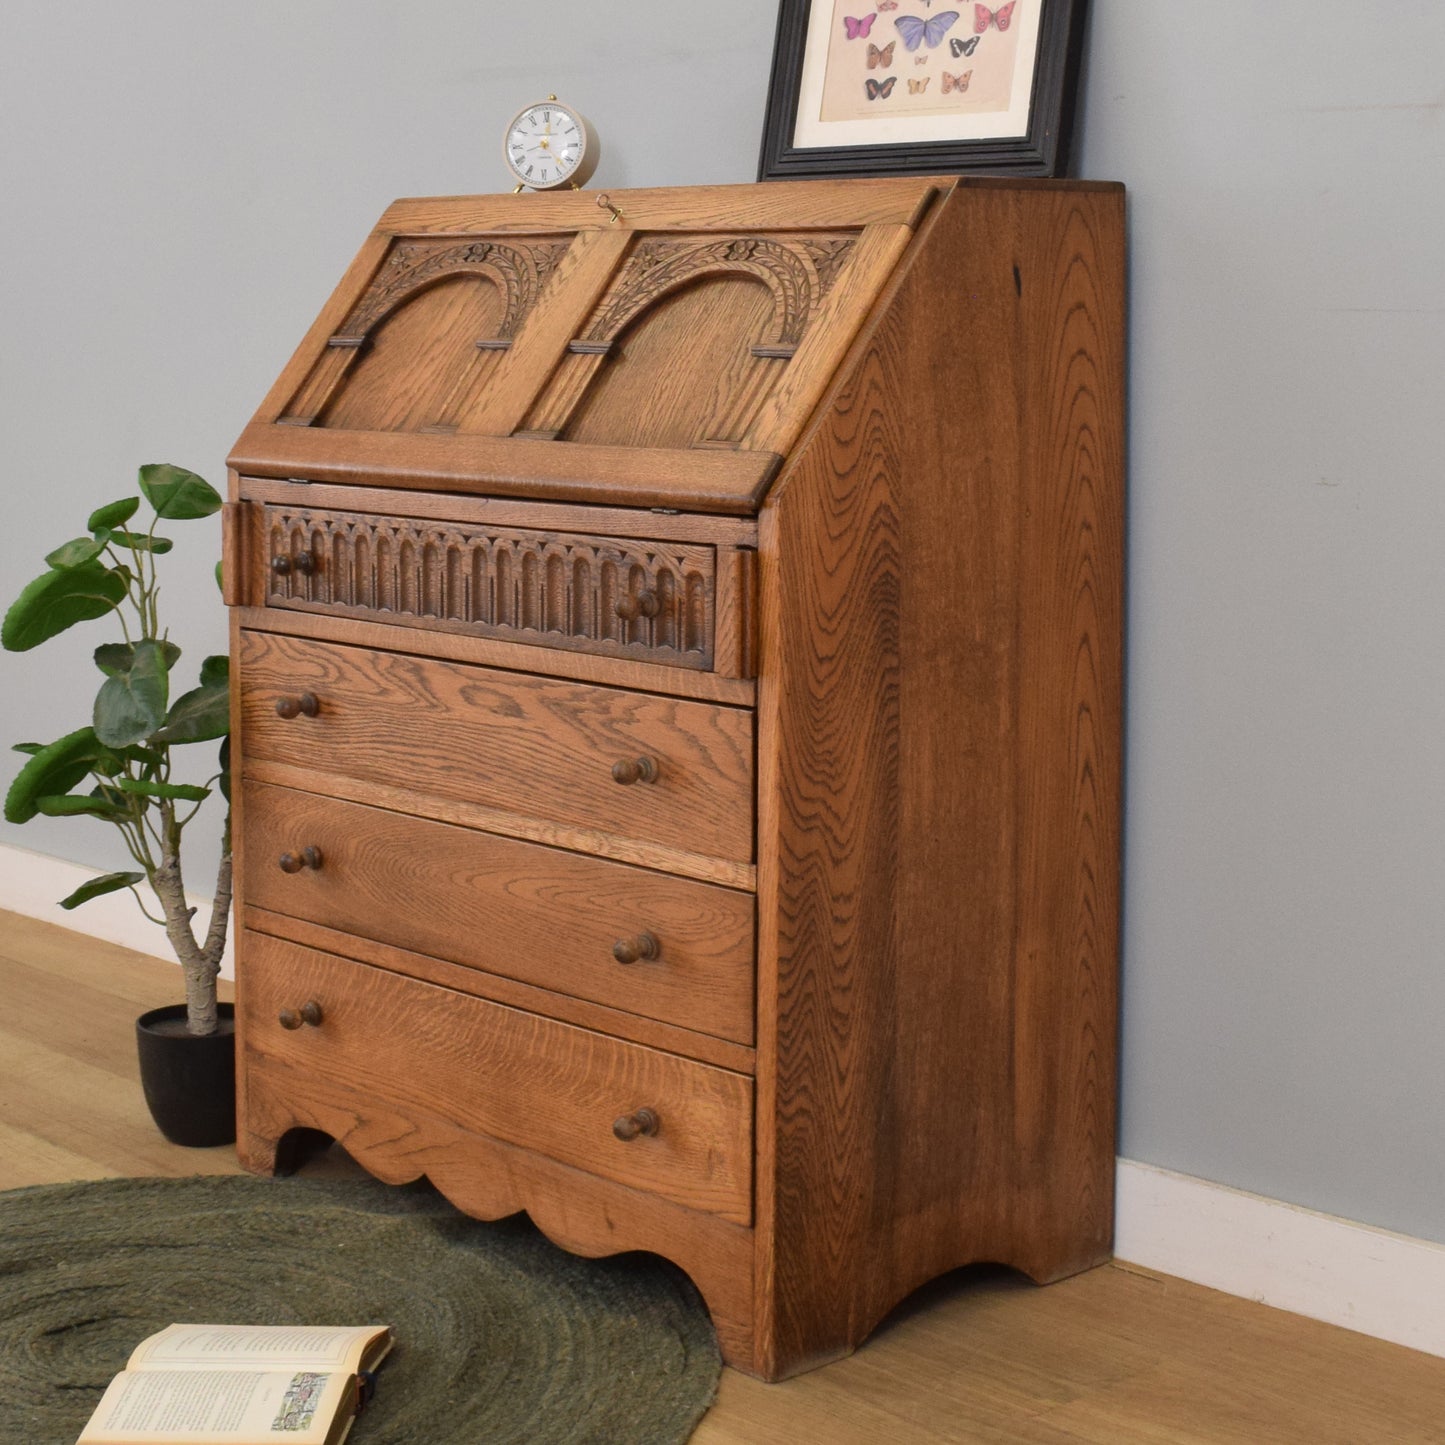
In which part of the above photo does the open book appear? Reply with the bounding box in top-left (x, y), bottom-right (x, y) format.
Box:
top-left (76, 1323), bottom-right (393, 1445)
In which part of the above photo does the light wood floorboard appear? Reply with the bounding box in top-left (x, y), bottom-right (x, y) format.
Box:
top-left (3, 909), bottom-right (1443, 1442)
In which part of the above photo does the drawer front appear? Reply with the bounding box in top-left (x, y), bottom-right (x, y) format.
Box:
top-left (263, 504), bottom-right (718, 671)
top-left (242, 933), bottom-right (754, 1223)
top-left (240, 631), bottom-right (754, 865)
top-left (243, 781), bottom-right (755, 1043)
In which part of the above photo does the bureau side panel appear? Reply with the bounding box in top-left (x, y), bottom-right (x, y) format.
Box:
top-left (753, 183), bottom-right (1125, 1377)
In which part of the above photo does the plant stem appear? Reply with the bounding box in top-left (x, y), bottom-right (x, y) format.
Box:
top-left (147, 800), bottom-right (231, 1035)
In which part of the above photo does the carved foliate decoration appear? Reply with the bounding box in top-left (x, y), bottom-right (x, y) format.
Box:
top-left (581, 233), bottom-right (857, 349)
top-left (335, 236), bottom-right (571, 345)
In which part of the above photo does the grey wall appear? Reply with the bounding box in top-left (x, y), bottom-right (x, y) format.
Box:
top-left (3, 3), bottom-right (1442, 1244)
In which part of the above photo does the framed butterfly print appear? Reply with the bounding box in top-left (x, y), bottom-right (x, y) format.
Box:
top-left (758, 0), bottom-right (1090, 179)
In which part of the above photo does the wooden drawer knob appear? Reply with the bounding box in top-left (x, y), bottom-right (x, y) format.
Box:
top-left (613, 1108), bottom-right (660, 1141)
top-left (277, 846), bottom-right (324, 874)
top-left (615, 588), bottom-right (660, 622)
top-left (610, 756), bottom-right (659, 786)
top-left (274, 692), bottom-right (320, 719)
top-left (612, 932), bottom-right (660, 965)
top-left (271, 552), bottom-right (316, 577)
top-left (278, 1000), bottom-right (323, 1030)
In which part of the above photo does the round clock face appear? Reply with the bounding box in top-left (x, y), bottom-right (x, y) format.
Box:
top-left (503, 100), bottom-right (598, 191)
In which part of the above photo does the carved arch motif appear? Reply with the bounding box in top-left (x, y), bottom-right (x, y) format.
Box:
top-left (334, 236), bottom-right (572, 345)
top-left (581, 233), bottom-right (856, 350)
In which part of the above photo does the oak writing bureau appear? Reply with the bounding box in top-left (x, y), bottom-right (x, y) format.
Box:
top-left (224, 176), bottom-right (1125, 1380)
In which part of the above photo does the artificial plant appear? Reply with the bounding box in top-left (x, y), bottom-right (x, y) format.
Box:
top-left (3, 465), bottom-right (231, 1034)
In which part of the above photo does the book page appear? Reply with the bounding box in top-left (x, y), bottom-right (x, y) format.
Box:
top-left (76, 1369), bottom-right (351, 1444)
top-left (128, 1325), bottom-right (390, 1376)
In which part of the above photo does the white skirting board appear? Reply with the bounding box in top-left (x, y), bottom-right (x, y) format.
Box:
top-left (4, 843), bottom-right (1442, 1358)
top-left (1115, 1158), bottom-right (1445, 1359)
top-left (0, 841), bottom-right (234, 977)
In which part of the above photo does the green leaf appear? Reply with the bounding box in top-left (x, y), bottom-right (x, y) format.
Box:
top-left (2, 562), bottom-right (128, 652)
top-left (36, 791), bottom-right (130, 820)
top-left (45, 536), bottom-right (108, 569)
top-left (59, 870), bottom-right (146, 910)
top-left (137, 464), bottom-right (222, 520)
top-left (107, 530), bottom-right (174, 554)
top-left (215, 560), bottom-right (225, 595)
top-left (94, 640), bottom-right (181, 678)
top-left (88, 497), bottom-right (140, 532)
top-left (122, 743), bottom-right (167, 772)
top-left (218, 734), bottom-right (232, 803)
top-left (4, 727), bottom-right (119, 824)
top-left (12, 742), bottom-right (44, 755)
top-left (151, 679), bottom-right (229, 744)
top-left (93, 638), bottom-right (170, 747)
top-left (114, 777), bottom-right (211, 802)
top-left (199, 654), bottom-right (229, 688)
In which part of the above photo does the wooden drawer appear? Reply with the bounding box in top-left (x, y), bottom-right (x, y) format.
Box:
top-left (239, 631), bottom-right (754, 865)
top-left (242, 781), bottom-right (755, 1043)
top-left (242, 933), bottom-right (754, 1223)
top-left (259, 502), bottom-right (737, 673)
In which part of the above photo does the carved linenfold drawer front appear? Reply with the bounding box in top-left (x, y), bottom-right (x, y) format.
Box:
top-left (242, 780), bottom-right (755, 1043)
top-left (244, 932), bottom-right (754, 1224)
top-left (262, 504), bottom-right (721, 671)
top-left (240, 631), bottom-right (755, 867)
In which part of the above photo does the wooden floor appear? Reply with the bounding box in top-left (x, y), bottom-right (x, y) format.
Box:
top-left (5, 910), bottom-right (1445, 1443)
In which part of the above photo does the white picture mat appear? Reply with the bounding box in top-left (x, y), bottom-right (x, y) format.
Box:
top-left (791, 2), bottom-right (1043, 149)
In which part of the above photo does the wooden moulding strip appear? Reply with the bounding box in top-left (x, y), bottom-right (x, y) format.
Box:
top-left (242, 906), bottom-right (757, 1076)
top-left (376, 177), bottom-right (945, 236)
top-left (231, 606), bottom-right (756, 708)
top-left (242, 758), bottom-right (758, 892)
top-left (237, 478), bottom-right (761, 546)
top-left (228, 421), bottom-right (781, 516)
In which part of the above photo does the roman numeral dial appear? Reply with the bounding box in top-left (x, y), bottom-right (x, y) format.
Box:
top-left (502, 97), bottom-right (600, 192)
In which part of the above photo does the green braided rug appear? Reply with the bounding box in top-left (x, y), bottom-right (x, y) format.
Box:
top-left (0, 1174), bottom-right (720, 1444)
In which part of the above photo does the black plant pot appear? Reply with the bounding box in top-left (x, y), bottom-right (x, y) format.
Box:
top-left (135, 1002), bottom-right (237, 1147)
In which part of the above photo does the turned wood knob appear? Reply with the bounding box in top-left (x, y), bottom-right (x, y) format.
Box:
top-left (612, 932), bottom-right (660, 965)
top-left (271, 552), bottom-right (316, 577)
top-left (274, 692), bottom-right (320, 719)
top-left (613, 1108), bottom-right (660, 1141)
top-left (279, 1000), bottom-right (324, 1030)
top-left (615, 588), bottom-right (660, 622)
top-left (610, 755), bottom-right (659, 786)
top-left (277, 846), bottom-right (324, 874)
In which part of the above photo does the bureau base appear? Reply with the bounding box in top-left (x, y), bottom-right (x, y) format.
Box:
top-left (238, 1060), bottom-right (1112, 1382)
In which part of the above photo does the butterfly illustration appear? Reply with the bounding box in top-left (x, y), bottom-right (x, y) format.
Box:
top-left (877, 1), bottom-right (899, 8)
top-left (843, 13), bottom-right (877, 38)
top-left (867, 41), bottom-right (895, 68)
top-left (941, 69), bottom-right (971, 93)
top-left (950, 35), bottom-right (980, 57)
top-left (865, 76), bottom-right (898, 99)
top-left (908, 76), bottom-right (931, 93)
top-left (914, 53), bottom-right (928, 64)
top-left (974, 2), bottom-right (1016, 32)
top-left (895, 11), bottom-right (958, 51)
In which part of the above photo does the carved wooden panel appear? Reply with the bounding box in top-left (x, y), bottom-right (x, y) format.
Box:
top-left (520, 231), bottom-right (857, 448)
top-left (281, 235), bottom-right (572, 431)
top-left (262, 504), bottom-right (718, 669)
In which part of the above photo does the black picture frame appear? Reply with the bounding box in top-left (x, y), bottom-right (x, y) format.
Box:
top-left (758, 0), bottom-right (1090, 181)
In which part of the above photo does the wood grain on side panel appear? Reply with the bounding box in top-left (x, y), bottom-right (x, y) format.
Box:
top-left (753, 183), bottom-right (1124, 1376)
top-left (1008, 188), bottom-right (1125, 1282)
